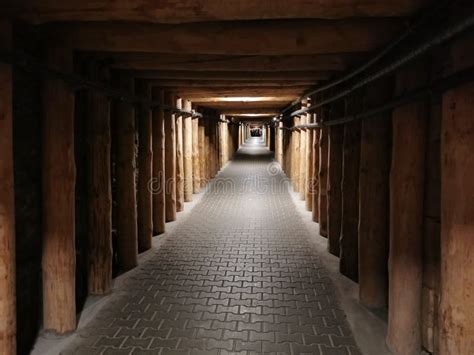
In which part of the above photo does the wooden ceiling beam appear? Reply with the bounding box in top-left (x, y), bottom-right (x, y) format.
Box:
top-left (147, 80), bottom-right (316, 87)
top-left (100, 53), bottom-right (355, 72)
top-left (3, 0), bottom-right (428, 24)
top-left (196, 101), bottom-right (290, 110)
top-left (49, 20), bottom-right (402, 55)
top-left (173, 87), bottom-right (309, 99)
top-left (133, 70), bottom-right (332, 81)
top-left (219, 108), bottom-right (280, 115)
top-left (190, 96), bottom-right (298, 103)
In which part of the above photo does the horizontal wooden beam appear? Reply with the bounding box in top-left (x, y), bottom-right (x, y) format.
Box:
top-left (219, 108), bottom-right (280, 115)
top-left (191, 96), bottom-right (298, 103)
top-left (133, 70), bottom-right (332, 81)
top-left (197, 101), bottom-right (290, 110)
top-left (173, 87), bottom-right (310, 98)
top-left (103, 53), bottom-right (354, 72)
top-left (148, 80), bottom-right (316, 87)
top-left (4, 0), bottom-right (426, 24)
top-left (50, 20), bottom-right (402, 55)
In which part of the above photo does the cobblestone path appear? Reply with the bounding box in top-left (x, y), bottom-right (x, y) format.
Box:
top-left (64, 138), bottom-right (360, 355)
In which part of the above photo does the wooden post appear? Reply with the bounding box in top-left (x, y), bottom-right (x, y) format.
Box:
top-left (0, 20), bottom-right (16, 353)
top-left (318, 113), bottom-right (328, 236)
top-left (340, 95), bottom-right (362, 282)
top-left (192, 113), bottom-right (201, 193)
top-left (358, 79), bottom-right (392, 308)
top-left (42, 46), bottom-right (76, 333)
top-left (199, 120), bottom-right (206, 188)
top-left (152, 88), bottom-right (166, 234)
top-left (136, 81), bottom-right (153, 252)
top-left (164, 92), bottom-right (177, 221)
top-left (299, 115), bottom-right (307, 201)
top-left (115, 74), bottom-right (138, 271)
top-left (175, 98), bottom-right (184, 212)
top-left (387, 62), bottom-right (427, 355)
top-left (87, 63), bottom-right (112, 294)
top-left (292, 116), bottom-right (300, 192)
top-left (327, 117), bottom-right (343, 256)
top-left (183, 100), bottom-right (193, 202)
top-left (305, 113), bottom-right (314, 211)
top-left (204, 119), bottom-right (211, 183)
top-left (312, 112), bottom-right (320, 222)
top-left (439, 35), bottom-right (474, 354)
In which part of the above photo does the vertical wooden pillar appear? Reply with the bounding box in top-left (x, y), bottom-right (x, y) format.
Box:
top-left (42, 46), bottom-right (76, 332)
top-left (152, 88), bottom-right (166, 234)
top-left (312, 112), bottom-right (320, 222)
top-left (199, 120), bottom-right (206, 188)
top-left (358, 79), bottom-right (391, 308)
top-left (327, 119), bottom-right (343, 256)
top-left (192, 114), bottom-right (201, 193)
top-left (183, 100), bottom-right (193, 202)
top-left (115, 74), bottom-right (138, 271)
top-left (340, 95), bottom-right (362, 282)
top-left (136, 82), bottom-right (153, 252)
top-left (299, 115), bottom-right (307, 201)
top-left (204, 119), bottom-right (211, 183)
top-left (439, 36), bottom-right (474, 354)
top-left (0, 20), bottom-right (16, 353)
top-left (175, 98), bottom-right (184, 212)
top-left (87, 63), bottom-right (112, 294)
top-left (305, 113), bottom-right (314, 211)
top-left (387, 62), bottom-right (427, 355)
top-left (292, 117), bottom-right (301, 192)
top-left (164, 92), bottom-right (177, 221)
top-left (318, 114), bottom-right (329, 236)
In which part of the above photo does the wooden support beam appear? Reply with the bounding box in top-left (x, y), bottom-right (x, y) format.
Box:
top-left (8, 1), bottom-right (425, 24)
top-left (42, 46), bottom-right (76, 333)
top-left (178, 87), bottom-right (309, 98)
top-left (86, 63), bottom-right (112, 295)
top-left (327, 121), bottom-right (343, 257)
top-left (0, 20), bottom-right (16, 354)
top-left (292, 117), bottom-right (301, 192)
top-left (311, 112), bottom-right (320, 222)
top-left (50, 20), bottom-right (401, 55)
top-left (387, 62), bottom-right (427, 355)
top-left (199, 120), bottom-right (206, 188)
top-left (439, 34), bottom-right (474, 355)
top-left (358, 79), bottom-right (391, 308)
top-left (133, 70), bottom-right (332, 81)
top-left (149, 80), bottom-right (315, 88)
top-left (183, 100), bottom-right (193, 202)
top-left (175, 98), bottom-right (184, 212)
top-left (299, 116), bottom-right (307, 201)
top-left (136, 82), bottom-right (153, 252)
top-left (339, 95), bottom-right (362, 282)
top-left (305, 113), bottom-right (314, 211)
top-left (107, 53), bottom-right (351, 72)
top-left (165, 92), bottom-right (177, 221)
top-left (318, 112), bottom-right (329, 236)
top-left (152, 88), bottom-right (166, 234)
top-left (115, 74), bottom-right (138, 271)
top-left (192, 114), bottom-right (201, 193)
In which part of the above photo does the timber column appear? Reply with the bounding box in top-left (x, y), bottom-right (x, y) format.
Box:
top-left (115, 73), bottom-right (138, 271)
top-left (152, 88), bottom-right (166, 234)
top-left (0, 20), bottom-right (16, 352)
top-left (42, 46), bottom-right (76, 332)
top-left (318, 107), bottom-right (329, 236)
top-left (192, 109), bottom-right (201, 193)
top-left (358, 79), bottom-right (392, 308)
top-left (439, 33), bottom-right (474, 355)
top-left (305, 112), bottom-right (314, 211)
top-left (164, 92), bottom-right (177, 221)
top-left (175, 98), bottom-right (184, 212)
top-left (299, 115), bottom-right (307, 201)
top-left (387, 61), bottom-right (427, 355)
top-left (183, 100), bottom-right (193, 202)
top-left (312, 111), bottom-right (320, 222)
top-left (87, 62), bottom-right (112, 294)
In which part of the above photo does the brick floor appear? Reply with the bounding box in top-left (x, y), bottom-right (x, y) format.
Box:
top-left (63, 138), bottom-right (361, 355)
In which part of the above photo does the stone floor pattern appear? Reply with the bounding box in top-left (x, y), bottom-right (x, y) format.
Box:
top-left (64, 139), bottom-right (361, 355)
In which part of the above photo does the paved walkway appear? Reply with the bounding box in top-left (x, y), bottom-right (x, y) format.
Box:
top-left (64, 138), bottom-right (360, 355)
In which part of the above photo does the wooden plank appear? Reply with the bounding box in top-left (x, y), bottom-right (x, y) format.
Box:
top-left (136, 82), bottom-right (153, 252)
top-left (42, 46), bottom-right (76, 333)
top-left (115, 74), bottom-right (138, 271)
top-left (0, 19), bottom-right (16, 354)
top-left (50, 20), bottom-right (402, 55)
top-left (165, 92), bottom-right (177, 221)
top-left (387, 61), bottom-right (427, 355)
top-left (183, 100), bottom-right (193, 202)
top-left (152, 88), bottom-right (166, 234)
top-left (86, 62), bottom-right (112, 294)
top-left (358, 79), bottom-right (392, 308)
top-left (8, 0), bottom-right (426, 24)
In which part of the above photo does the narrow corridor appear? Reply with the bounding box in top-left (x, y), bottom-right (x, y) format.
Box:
top-left (63, 138), bottom-right (358, 355)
